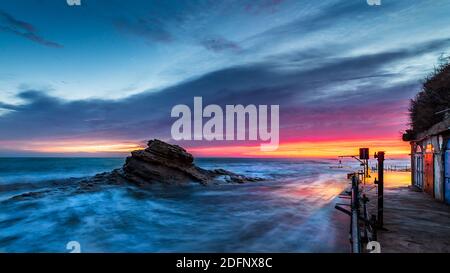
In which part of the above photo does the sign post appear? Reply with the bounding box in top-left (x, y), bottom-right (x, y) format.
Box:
top-left (359, 148), bottom-right (370, 181)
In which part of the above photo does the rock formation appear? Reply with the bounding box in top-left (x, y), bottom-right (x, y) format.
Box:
top-left (9, 139), bottom-right (263, 201)
top-left (121, 139), bottom-right (262, 185)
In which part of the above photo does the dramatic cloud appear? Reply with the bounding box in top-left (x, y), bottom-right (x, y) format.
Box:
top-left (1, 1), bottom-right (449, 156)
top-left (0, 10), bottom-right (62, 48)
top-left (1, 36), bottom-right (447, 154)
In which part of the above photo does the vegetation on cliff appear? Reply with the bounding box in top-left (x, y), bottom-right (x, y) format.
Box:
top-left (404, 57), bottom-right (450, 140)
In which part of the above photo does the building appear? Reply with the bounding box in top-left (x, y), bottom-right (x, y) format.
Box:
top-left (409, 114), bottom-right (450, 205)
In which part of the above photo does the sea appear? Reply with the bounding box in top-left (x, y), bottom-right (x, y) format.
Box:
top-left (0, 157), bottom-right (409, 253)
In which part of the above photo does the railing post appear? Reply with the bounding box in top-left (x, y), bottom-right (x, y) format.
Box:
top-left (351, 175), bottom-right (361, 253)
top-left (374, 151), bottom-right (385, 228)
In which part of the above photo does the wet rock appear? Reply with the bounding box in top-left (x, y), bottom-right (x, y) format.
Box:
top-left (6, 140), bottom-right (263, 202)
top-left (11, 190), bottom-right (51, 201)
top-left (121, 139), bottom-right (262, 185)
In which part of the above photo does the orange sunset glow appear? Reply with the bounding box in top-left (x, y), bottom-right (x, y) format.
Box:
top-left (188, 138), bottom-right (411, 158)
top-left (0, 138), bottom-right (410, 158)
top-left (0, 140), bottom-right (145, 154)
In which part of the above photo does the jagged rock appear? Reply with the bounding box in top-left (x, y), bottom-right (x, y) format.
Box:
top-left (6, 140), bottom-right (263, 202)
top-left (11, 190), bottom-right (51, 201)
top-left (121, 139), bottom-right (262, 185)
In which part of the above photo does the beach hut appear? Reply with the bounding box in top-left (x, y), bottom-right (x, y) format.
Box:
top-left (409, 116), bottom-right (450, 204)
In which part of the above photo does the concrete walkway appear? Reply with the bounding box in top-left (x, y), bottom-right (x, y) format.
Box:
top-left (365, 183), bottom-right (450, 253)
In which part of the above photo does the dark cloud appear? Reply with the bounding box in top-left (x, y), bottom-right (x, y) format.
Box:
top-left (0, 102), bottom-right (18, 111)
top-left (0, 10), bottom-right (63, 48)
top-left (0, 37), bottom-right (448, 147)
top-left (200, 36), bottom-right (241, 53)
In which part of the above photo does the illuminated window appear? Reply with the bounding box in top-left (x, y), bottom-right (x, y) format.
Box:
top-left (416, 145), bottom-right (422, 153)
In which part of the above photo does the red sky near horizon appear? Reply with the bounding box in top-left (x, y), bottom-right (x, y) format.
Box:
top-left (0, 137), bottom-right (410, 158)
top-left (1, 107), bottom-right (411, 158)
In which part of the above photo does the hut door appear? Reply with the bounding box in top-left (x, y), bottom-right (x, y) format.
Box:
top-left (424, 144), bottom-right (434, 196)
top-left (414, 145), bottom-right (423, 189)
top-left (445, 141), bottom-right (450, 205)
top-left (415, 154), bottom-right (423, 189)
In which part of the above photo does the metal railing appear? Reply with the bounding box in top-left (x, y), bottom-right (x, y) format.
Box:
top-left (335, 174), bottom-right (378, 253)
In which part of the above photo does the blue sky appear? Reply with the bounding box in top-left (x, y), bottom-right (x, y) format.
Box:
top-left (0, 0), bottom-right (450, 156)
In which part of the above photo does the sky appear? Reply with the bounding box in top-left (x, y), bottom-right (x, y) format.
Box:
top-left (0, 0), bottom-right (450, 157)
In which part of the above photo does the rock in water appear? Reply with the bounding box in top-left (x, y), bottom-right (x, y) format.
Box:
top-left (8, 139), bottom-right (263, 201)
top-left (122, 139), bottom-right (262, 185)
